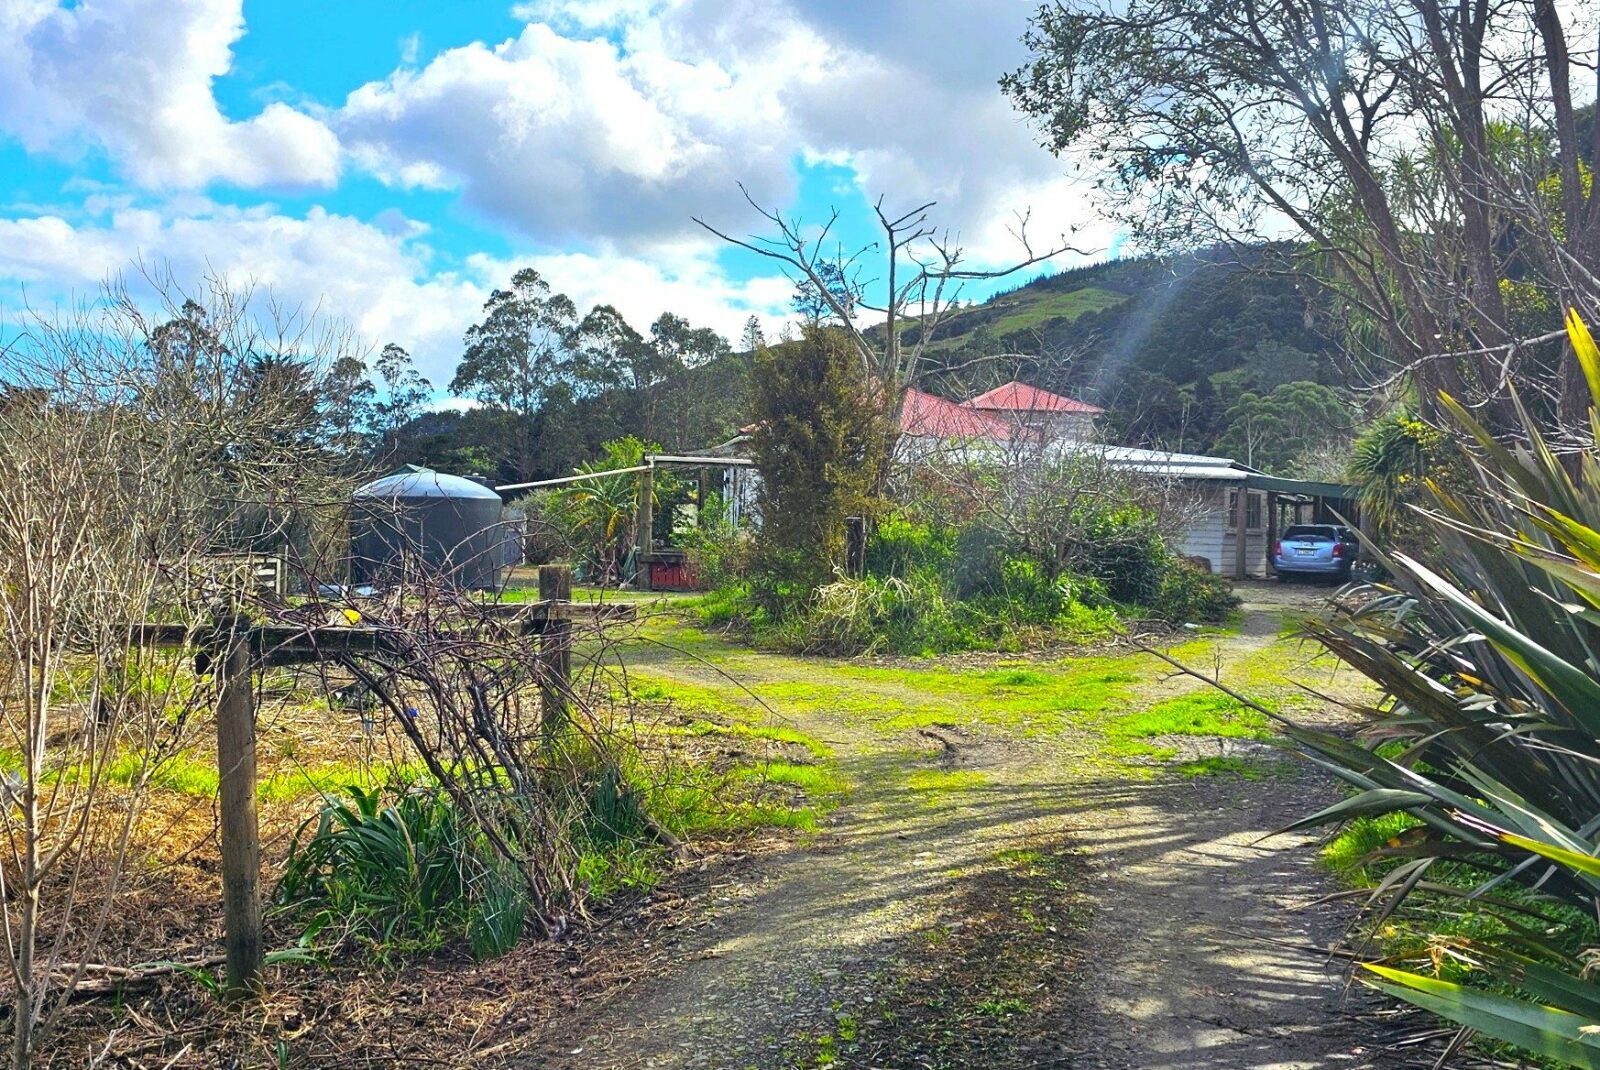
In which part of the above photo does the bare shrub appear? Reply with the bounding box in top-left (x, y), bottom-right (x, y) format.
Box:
top-left (0, 274), bottom-right (362, 1067)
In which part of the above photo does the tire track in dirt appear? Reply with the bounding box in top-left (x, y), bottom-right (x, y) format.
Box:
top-left (521, 585), bottom-right (1396, 1069)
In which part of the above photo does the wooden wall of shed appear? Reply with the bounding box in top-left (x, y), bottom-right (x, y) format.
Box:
top-left (1176, 484), bottom-right (1268, 578)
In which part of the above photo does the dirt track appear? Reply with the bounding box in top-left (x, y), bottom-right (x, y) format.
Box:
top-left (523, 583), bottom-right (1393, 1069)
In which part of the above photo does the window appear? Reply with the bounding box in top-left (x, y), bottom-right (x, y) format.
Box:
top-left (1227, 490), bottom-right (1264, 533)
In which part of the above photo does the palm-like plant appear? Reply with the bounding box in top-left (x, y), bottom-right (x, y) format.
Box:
top-left (1284, 310), bottom-right (1600, 1064)
top-left (563, 460), bottom-right (639, 582)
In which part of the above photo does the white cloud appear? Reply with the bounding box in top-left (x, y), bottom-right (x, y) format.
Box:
top-left (0, 0), bottom-right (339, 189)
top-left (333, 0), bottom-right (1109, 267)
top-left (0, 202), bottom-right (795, 385)
top-left (0, 203), bottom-right (481, 383)
top-left (336, 17), bottom-right (818, 249)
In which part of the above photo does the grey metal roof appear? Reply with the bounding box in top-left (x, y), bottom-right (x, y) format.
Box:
top-left (1058, 441), bottom-right (1354, 495)
top-left (1244, 473), bottom-right (1357, 498)
top-left (1057, 441), bottom-right (1258, 477)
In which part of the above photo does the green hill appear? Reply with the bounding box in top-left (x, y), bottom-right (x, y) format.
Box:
top-left (906, 246), bottom-right (1346, 452)
top-left (921, 284), bottom-right (1128, 347)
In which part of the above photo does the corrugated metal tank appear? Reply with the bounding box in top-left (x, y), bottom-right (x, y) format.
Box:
top-left (350, 466), bottom-right (505, 590)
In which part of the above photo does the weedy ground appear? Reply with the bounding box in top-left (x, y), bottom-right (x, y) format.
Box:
top-left (43, 581), bottom-right (1398, 1070)
top-left (521, 581), bottom-right (1401, 1070)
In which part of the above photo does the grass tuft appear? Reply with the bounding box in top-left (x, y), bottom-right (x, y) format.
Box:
top-left (1173, 755), bottom-right (1268, 779)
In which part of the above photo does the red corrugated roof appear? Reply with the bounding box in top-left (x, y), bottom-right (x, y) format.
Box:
top-left (963, 381), bottom-right (1104, 415)
top-left (900, 388), bottom-right (1014, 439)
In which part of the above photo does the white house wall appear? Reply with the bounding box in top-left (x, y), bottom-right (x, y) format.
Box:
top-left (1175, 483), bottom-right (1269, 578)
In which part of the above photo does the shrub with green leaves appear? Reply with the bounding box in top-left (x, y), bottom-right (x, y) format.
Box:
top-left (802, 574), bottom-right (975, 656)
top-left (1071, 503), bottom-right (1169, 606)
top-left (278, 784), bottom-right (489, 957)
top-left (680, 492), bottom-right (751, 589)
top-left (1275, 310), bottom-right (1600, 1064)
top-left (1152, 560), bottom-right (1240, 623)
top-left (275, 783), bottom-right (524, 959)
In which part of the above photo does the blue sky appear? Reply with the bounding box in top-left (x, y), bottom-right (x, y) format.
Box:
top-left (0, 0), bottom-right (1112, 392)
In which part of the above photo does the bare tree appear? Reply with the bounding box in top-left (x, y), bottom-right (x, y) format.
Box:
top-left (0, 273), bottom-right (362, 1068)
top-left (695, 189), bottom-right (1082, 434)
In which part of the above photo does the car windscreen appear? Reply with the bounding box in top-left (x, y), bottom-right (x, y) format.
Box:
top-left (1282, 526), bottom-right (1338, 540)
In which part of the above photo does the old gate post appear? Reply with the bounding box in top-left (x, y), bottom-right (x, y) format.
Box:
top-left (538, 564), bottom-right (574, 737)
top-left (213, 613), bottom-right (263, 998)
top-left (845, 516), bottom-right (866, 579)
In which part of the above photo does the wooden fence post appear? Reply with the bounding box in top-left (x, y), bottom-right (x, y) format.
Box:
top-left (845, 516), bottom-right (866, 579)
top-left (213, 614), bottom-right (262, 998)
top-left (634, 466), bottom-right (655, 589)
top-left (539, 565), bottom-right (573, 737)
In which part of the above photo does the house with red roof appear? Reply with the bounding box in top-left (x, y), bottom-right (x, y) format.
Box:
top-left (692, 379), bottom-right (1358, 580)
top-left (897, 380), bottom-right (1102, 457)
top-left (961, 381), bottom-right (1103, 442)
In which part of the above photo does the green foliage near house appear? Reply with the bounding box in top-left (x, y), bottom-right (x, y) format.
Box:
top-left (746, 327), bottom-right (891, 608)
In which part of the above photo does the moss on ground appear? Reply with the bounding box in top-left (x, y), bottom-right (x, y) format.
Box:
top-left (902, 769), bottom-right (990, 796)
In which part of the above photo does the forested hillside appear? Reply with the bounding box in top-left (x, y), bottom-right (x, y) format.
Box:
top-left (912, 246), bottom-right (1353, 465)
top-left (385, 247), bottom-right (1357, 484)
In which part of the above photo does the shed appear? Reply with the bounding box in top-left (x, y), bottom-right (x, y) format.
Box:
top-left (1078, 446), bottom-right (1359, 578)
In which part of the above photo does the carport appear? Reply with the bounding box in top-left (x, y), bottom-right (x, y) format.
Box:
top-left (1241, 474), bottom-right (1361, 580)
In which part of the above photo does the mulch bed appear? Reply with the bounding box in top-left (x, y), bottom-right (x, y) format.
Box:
top-left (38, 837), bottom-right (792, 1069)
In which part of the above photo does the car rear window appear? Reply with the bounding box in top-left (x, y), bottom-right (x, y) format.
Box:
top-left (1282, 526), bottom-right (1338, 540)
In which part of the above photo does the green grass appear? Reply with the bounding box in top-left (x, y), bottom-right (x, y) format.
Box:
top-left (644, 755), bottom-right (842, 839)
top-left (903, 769), bottom-right (989, 794)
top-left (994, 847), bottom-right (1044, 867)
top-left (1321, 812), bottom-right (1423, 880)
top-left (574, 838), bottom-right (668, 899)
top-left (94, 751), bottom-right (429, 803)
top-left (659, 719), bottom-right (831, 758)
top-left (756, 760), bottom-right (849, 798)
top-left (927, 286), bottom-right (1127, 349)
top-left (622, 654), bottom-right (1143, 737)
top-left (1173, 755), bottom-right (1269, 779)
top-left (1106, 692), bottom-right (1272, 746)
top-left (105, 751), bottom-right (221, 796)
top-left (974, 996), bottom-right (1031, 1018)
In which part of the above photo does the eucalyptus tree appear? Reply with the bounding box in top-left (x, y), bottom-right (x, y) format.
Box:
top-left (451, 269), bottom-right (581, 481)
top-left (371, 342), bottom-right (432, 458)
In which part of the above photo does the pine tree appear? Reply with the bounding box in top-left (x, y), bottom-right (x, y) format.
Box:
top-left (740, 315), bottom-right (766, 353)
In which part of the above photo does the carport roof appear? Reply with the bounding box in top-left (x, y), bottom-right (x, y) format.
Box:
top-left (1243, 473), bottom-right (1357, 498)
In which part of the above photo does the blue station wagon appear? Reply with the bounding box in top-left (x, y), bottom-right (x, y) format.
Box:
top-left (1272, 524), bottom-right (1357, 580)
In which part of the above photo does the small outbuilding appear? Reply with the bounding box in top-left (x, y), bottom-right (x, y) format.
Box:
top-left (350, 466), bottom-right (506, 590)
top-left (1080, 446), bottom-right (1360, 578)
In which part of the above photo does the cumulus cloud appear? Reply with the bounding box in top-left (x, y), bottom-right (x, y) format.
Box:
top-left (0, 202), bottom-right (793, 385)
top-left (0, 0), bottom-right (339, 189)
top-left (336, 17), bottom-right (820, 249)
top-left (334, 0), bottom-right (1106, 265)
top-left (0, 203), bottom-right (479, 382)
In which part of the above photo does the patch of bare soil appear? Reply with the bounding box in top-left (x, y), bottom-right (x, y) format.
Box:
top-left (1057, 767), bottom-right (1390, 1069)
